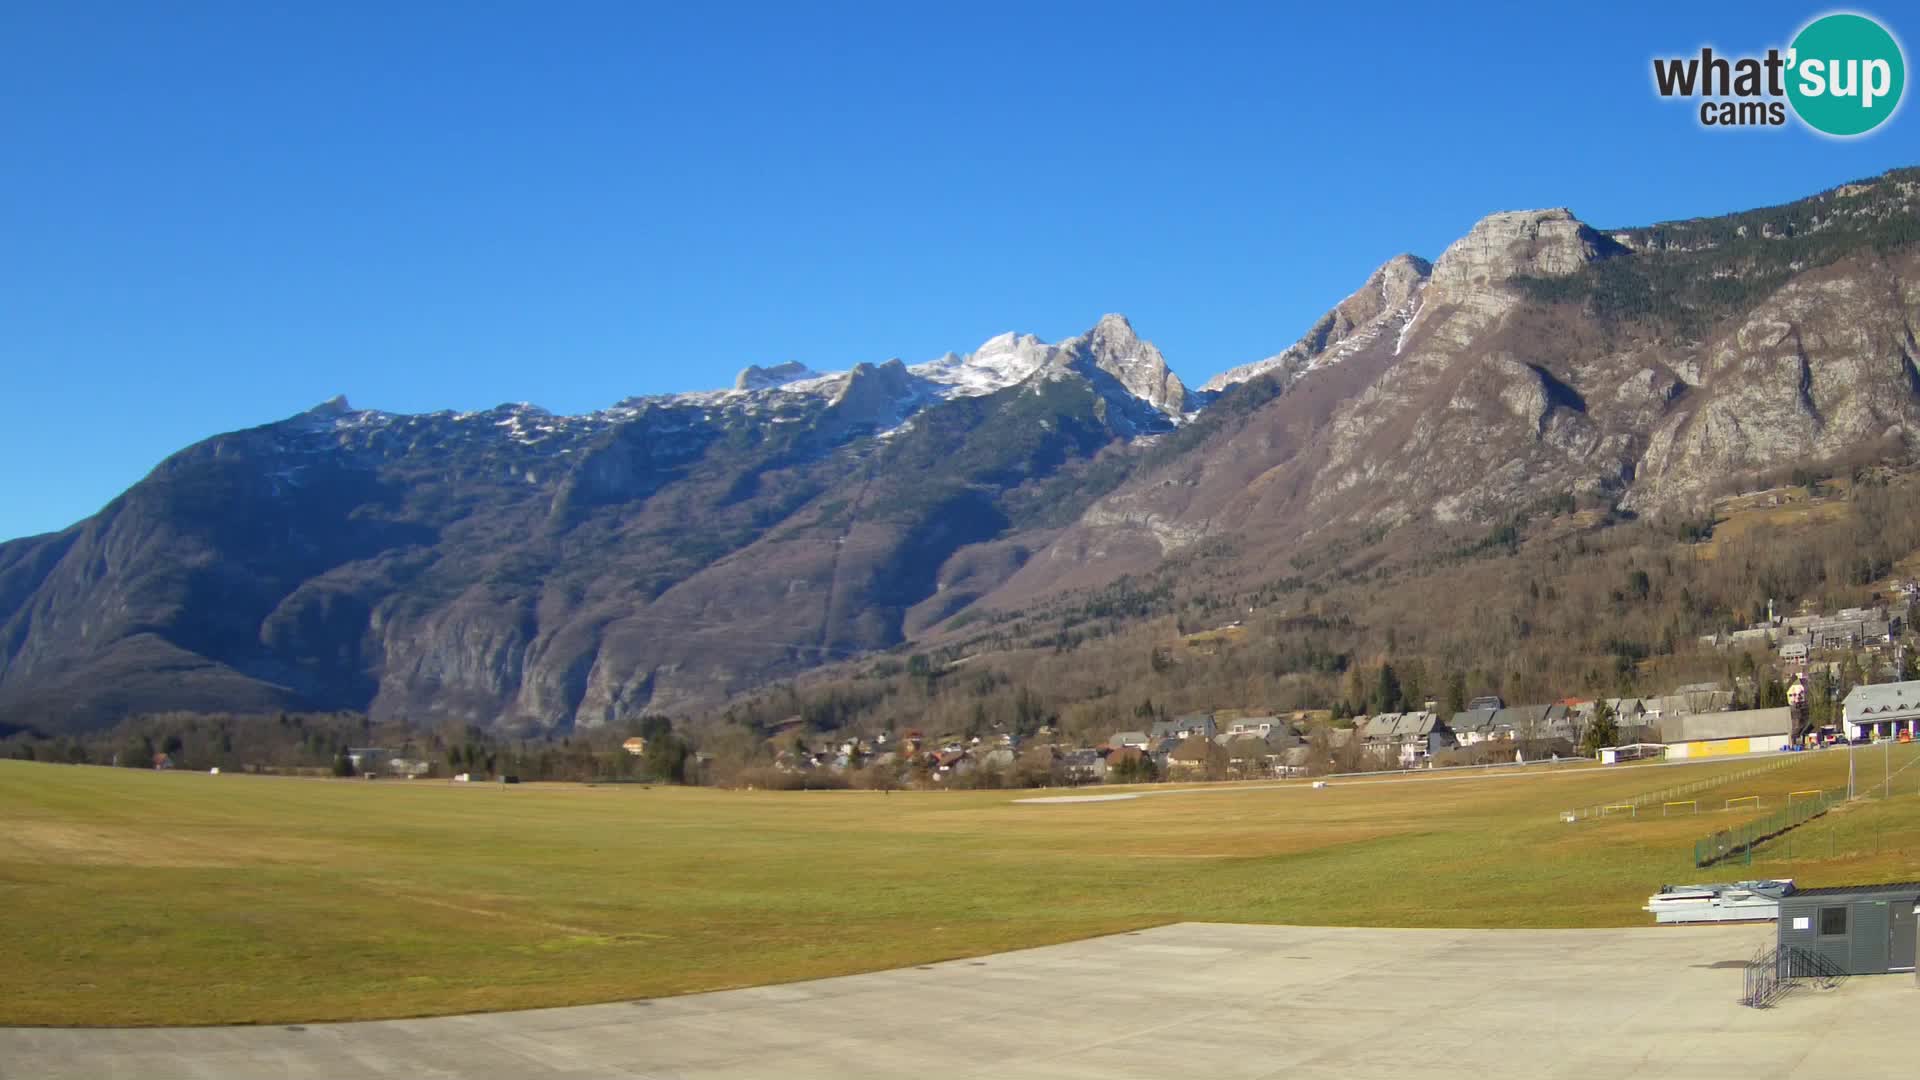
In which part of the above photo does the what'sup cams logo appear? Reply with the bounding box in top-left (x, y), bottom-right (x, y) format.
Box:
top-left (1653, 11), bottom-right (1905, 136)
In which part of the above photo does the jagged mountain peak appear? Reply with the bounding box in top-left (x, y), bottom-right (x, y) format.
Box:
top-left (822, 358), bottom-right (922, 430)
top-left (1058, 313), bottom-right (1187, 415)
top-left (734, 360), bottom-right (819, 391)
top-left (1375, 254), bottom-right (1433, 302)
top-left (1201, 255), bottom-right (1433, 393)
top-left (667, 320), bottom-right (1191, 420)
top-left (1429, 207), bottom-right (1622, 294)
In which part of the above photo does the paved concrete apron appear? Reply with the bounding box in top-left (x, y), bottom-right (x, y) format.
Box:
top-left (3, 923), bottom-right (1909, 1078)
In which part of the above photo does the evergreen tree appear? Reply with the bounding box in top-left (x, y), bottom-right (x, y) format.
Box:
top-left (1840, 653), bottom-right (1867, 694)
top-left (1809, 670), bottom-right (1835, 727)
top-left (1371, 663), bottom-right (1403, 715)
top-left (1443, 672), bottom-right (1467, 719)
top-left (1580, 699), bottom-right (1619, 756)
top-left (1759, 678), bottom-right (1789, 708)
top-left (643, 734), bottom-right (691, 784)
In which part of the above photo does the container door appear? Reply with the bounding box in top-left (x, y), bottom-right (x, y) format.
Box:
top-left (1853, 902), bottom-right (1891, 975)
top-left (1891, 898), bottom-right (1917, 973)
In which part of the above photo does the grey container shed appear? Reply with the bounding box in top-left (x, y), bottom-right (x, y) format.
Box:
top-left (1776, 882), bottom-right (1920, 977)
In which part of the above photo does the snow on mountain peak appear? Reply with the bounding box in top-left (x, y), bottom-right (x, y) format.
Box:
top-left (910, 331), bottom-right (1057, 397)
top-left (1200, 255), bottom-right (1433, 393)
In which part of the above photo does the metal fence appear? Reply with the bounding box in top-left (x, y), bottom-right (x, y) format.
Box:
top-left (1692, 788), bottom-right (1839, 868)
top-left (1561, 756), bottom-right (1803, 822)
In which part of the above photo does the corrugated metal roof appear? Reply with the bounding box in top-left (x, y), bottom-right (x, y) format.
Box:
top-left (1786, 881), bottom-right (1920, 898)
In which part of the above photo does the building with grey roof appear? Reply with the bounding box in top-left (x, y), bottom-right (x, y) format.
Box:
top-left (1449, 708), bottom-right (1499, 745)
top-left (1492, 704), bottom-right (1573, 741)
top-left (1842, 680), bottom-right (1920, 741)
top-left (1658, 707), bottom-right (1791, 758)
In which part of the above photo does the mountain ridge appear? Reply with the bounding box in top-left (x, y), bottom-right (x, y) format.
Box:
top-left (4, 167), bottom-right (1920, 733)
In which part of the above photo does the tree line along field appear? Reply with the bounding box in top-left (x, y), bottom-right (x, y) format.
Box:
top-left (3, 748), bottom-right (1919, 1027)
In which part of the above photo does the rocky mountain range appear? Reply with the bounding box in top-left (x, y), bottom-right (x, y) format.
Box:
top-left (5, 168), bottom-right (1920, 734)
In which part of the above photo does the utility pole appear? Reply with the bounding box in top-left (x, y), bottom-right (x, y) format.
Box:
top-left (1839, 679), bottom-right (1855, 799)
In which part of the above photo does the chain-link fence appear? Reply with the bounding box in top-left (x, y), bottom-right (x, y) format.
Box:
top-left (1692, 788), bottom-right (1840, 868)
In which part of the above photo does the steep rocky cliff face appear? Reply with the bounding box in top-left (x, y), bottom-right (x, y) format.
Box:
top-left (986, 171), bottom-right (1920, 605)
top-left (1201, 253), bottom-right (1430, 393)
top-left (5, 169), bottom-right (1920, 732)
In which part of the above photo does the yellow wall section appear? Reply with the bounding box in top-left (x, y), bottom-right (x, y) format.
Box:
top-left (1688, 737), bottom-right (1751, 757)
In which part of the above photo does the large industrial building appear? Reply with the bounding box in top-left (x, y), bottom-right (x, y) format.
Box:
top-left (1657, 707), bottom-right (1791, 759)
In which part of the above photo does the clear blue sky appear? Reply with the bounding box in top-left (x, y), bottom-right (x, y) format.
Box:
top-left (2, 2), bottom-right (1916, 541)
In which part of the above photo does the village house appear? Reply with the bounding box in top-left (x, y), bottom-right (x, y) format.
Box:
top-left (1166, 737), bottom-right (1222, 778)
top-left (1108, 730), bottom-right (1151, 750)
top-left (1104, 745), bottom-right (1151, 777)
top-left (1150, 713), bottom-right (1217, 741)
top-left (1447, 708), bottom-right (1499, 746)
top-left (1221, 735), bottom-right (1276, 778)
top-left (1359, 713), bottom-right (1402, 748)
top-left (931, 749), bottom-right (974, 782)
top-left (1804, 611), bottom-right (1897, 651)
top-left (1260, 725), bottom-right (1303, 751)
top-left (1493, 704), bottom-right (1574, 743)
top-left (1393, 711), bottom-right (1447, 767)
top-left (1225, 716), bottom-right (1285, 738)
top-left (1605, 698), bottom-right (1652, 725)
top-left (1060, 748), bottom-right (1106, 784)
top-left (1148, 736), bottom-right (1182, 769)
top-left (1650, 685), bottom-right (1733, 718)
top-left (1275, 745), bottom-right (1313, 776)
